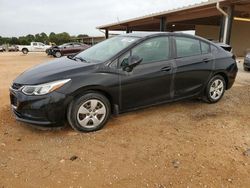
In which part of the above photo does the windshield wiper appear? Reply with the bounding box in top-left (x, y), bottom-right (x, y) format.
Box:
top-left (73, 56), bottom-right (87, 62)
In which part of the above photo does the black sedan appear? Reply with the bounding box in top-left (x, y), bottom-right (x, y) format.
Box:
top-left (244, 53), bottom-right (250, 71)
top-left (10, 32), bottom-right (238, 132)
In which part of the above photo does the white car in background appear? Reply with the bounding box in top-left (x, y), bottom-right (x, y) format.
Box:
top-left (18, 42), bottom-right (51, 54)
top-left (0, 46), bottom-right (5, 52)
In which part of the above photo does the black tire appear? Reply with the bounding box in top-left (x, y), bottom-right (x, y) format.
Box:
top-left (67, 92), bottom-right (111, 132)
top-left (244, 67), bottom-right (249, 71)
top-left (22, 48), bottom-right (28, 54)
top-left (54, 51), bottom-right (62, 58)
top-left (203, 75), bottom-right (226, 103)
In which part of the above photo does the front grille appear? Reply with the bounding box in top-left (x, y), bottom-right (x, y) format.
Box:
top-left (10, 94), bottom-right (18, 107)
top-left (11, 83), bottom-right (23, 90)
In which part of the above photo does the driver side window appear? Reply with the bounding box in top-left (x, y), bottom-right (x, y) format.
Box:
top-left (131, 36), bottom-right (170, 64)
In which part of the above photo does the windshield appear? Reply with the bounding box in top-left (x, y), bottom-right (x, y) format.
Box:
top-left (58, 43), bottom-right (71, 48)
top-left (75, 36), bottom-right (139, 62)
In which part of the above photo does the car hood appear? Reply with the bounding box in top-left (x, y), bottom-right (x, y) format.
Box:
top-left (14, 57), bottom-right (98, 85)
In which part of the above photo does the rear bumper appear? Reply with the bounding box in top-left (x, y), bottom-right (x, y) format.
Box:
top-left (226, 61), bottom-right (238, 90)
top-left (227, 78), bottom-right (236, 90)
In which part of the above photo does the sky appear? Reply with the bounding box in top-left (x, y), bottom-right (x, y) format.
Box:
top-left (0, 0), bottom-right (207, 37)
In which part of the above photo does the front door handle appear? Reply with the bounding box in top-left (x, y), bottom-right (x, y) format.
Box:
top-left (203, 58), bottom-right (212, 63)
top-left (161, 66), bottom-right (171, 72)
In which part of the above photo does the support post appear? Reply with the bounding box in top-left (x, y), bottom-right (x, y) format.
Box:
top-left (219, 16), bottom-right (225, 42)
top-left (105, 29), bottom-right (109, 39)
top-left (160, 17), bottom-right (167, 32)
top-left (126, 27), bottom-right (130, 33)
top-left (226, 6), bottom-right (234, 44)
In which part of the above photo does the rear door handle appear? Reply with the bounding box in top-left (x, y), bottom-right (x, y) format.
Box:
top-left (161, 66), bottom-right (171, 72)
top-left (203, 58), bottom-right (212, 63)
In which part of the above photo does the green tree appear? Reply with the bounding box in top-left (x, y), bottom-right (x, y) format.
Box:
top-left (25, 34), bottom-right (35, 43)
top-left (19, 37), bottom-right (29, 45)
top-left (49, 32), bottom-right (57, 44)
top-left (10, 37), bottom-right (19, 45)
top-left (77, 34), bottom-right (88, 38)
top-left (40, 32), bottom-right (48, 44)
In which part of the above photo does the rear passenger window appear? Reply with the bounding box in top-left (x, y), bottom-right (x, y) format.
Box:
top-left (176, 37), bottom-right (201, 58)
top-left (201, 41), bottom-right (210, 54)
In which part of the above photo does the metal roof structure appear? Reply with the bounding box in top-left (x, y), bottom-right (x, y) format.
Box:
top-left (97, 0), bottom-right (250, 32)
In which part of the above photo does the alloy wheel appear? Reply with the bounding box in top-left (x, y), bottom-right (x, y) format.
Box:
top-left (77, 99), bottom-right (106, 128)
top-left (209, 79), bottom-right (224, 100)
top-left (55, 52), bottom-right (61, 58)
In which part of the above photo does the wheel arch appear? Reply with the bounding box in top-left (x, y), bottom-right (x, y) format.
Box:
top-left (22, 48), bottom-right (29, 52)
top-left (213, 72), bottom-right (229, 89)
top-left (68, 86), bottom-right (115, 114)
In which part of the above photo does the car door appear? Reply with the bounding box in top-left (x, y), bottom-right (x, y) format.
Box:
top-left (32, 42), bottom-right (39, 52)
top-left (173, 36), bottom-right (214, 99)
top-left (34, 43), bottom-right (43, 52)
top-left (63, 44), bottom-right (74, 55)
top-left (119, 36), bottom-right (175, 111)
top-left (73, 43), bottom-right (82, 53)
top-left (37, 43), bottom-right (46, 52)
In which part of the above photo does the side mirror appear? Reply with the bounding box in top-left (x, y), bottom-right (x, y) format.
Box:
top-left (122, 55), bottom-right (143, 72)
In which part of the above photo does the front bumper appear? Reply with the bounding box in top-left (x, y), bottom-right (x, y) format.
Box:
top-left (9, 88), bottom-right (71, 128)
top-left (46, 48), bottom-right (54, 55)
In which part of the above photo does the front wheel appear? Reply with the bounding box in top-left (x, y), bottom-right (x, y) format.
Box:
top-left (54, 51), bottom-right (62, 58)
top-left (67, 93), bottom-right (111, 132)
top-left (203, 75), bottom-right (226, 103)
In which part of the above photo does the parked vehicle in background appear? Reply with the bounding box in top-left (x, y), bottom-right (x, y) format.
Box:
top-left (244, 53), bottom-right (250, 71)
top-left (18, 42), bottom-right (51, 54)
top-left (10, 33), bottom-right (238, 132)
top-left (8, 45), bottom-right (19, 52)
top-left (0, 46), bottom-right (5, 52)
top-left (46, 42), bottom-right (90, 58)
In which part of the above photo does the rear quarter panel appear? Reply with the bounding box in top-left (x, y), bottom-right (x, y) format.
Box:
top-left (212, 48), bottom-right (238, 89)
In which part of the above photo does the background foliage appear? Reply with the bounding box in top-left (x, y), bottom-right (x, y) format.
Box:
top-left (0, 32), bottom-right (88, 45)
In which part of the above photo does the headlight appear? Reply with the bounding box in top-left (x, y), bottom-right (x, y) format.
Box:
top-left (246, 54), bottom-right (250, 58)
top-left (21, 79), bottom-right (71, 96)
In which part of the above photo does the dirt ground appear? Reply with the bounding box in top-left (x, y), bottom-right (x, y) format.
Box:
top-left (0, 52), bottom-right (249, 188)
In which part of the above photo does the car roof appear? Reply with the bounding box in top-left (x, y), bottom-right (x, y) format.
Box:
top-left (119, 32), bottom-right (207, 41)
top-left (119, 32), bottom-right (171, 38)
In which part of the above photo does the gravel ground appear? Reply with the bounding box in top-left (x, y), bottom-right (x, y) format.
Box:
top-left (0, 52), bottom-right (250, 188)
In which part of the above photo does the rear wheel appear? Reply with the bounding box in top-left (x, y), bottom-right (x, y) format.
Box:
top-left (244, 67), bottom-right (249, 71)
top-left (203, 75), bottom-right (226, 103)
top-left (67, 92), bottom-right (111, 132)
top-left (22, 48), bottom-right (28, 54)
